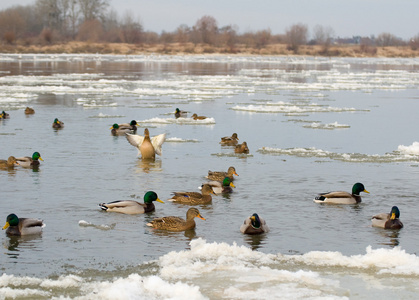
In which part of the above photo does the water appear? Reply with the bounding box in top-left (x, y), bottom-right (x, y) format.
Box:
top-left (1, 54), bottom-right (419, 299)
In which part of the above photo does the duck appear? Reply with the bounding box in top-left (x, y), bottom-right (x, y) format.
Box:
top-left (24, 107), bottom-right (35, 114)
top-left (202, 177), bottom-right (235, 194)
top-left (126, 128), bottom-right (166, 159)
top-left (2, 213), bottom-right (45, 236)
top-left (117, 120), bottom-right (138, 134)
top-left (220, 133), bottom-right (239, 146)
top-left (235, 141), bottom-right (249, 154)
top-left (372, 206), bottom-right (404, 229)
top-left (1, 111), bottom-right (10, 119)
top-left (313, 182), bottom-right (369, 204)
top-left (16, 152), bottom-right (43, 168)
top-left (52, 118), bottom-right (64, 129)
top-left (99, 191), bottom-right (164, 214)
top-left (146, 208), bottom-right (205, 231)
top-left (207, 166), bottom-right (239, 181)
top-left (240, 213), bottom-right (269, 234)
top-left (0, 156), bottom-right (19, 169)
top-left (168, 184), bottom-right (216, 205)
top-left (174, 108), bottom-right (187, 118)
top-left (191, 113), bottom-right (207, 120)
top-left (110, 123), bottom-right (134, 136)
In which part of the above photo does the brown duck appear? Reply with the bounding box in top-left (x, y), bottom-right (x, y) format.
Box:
top-left (207, 166), bottom-right (238, 181)
top-left (0, 156), bottom-right (19, 169)
top-left (220, 133), bottom-right (239, 146)
top-left (168, 184), bottom-right (215, 204)
top-left (235, 141), bottom-right (249, 154)
top-left (146, 208), bottom-right (205, 231)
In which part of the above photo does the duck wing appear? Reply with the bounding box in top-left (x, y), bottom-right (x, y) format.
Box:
top-left (151, 133), bottom-right (166, 156)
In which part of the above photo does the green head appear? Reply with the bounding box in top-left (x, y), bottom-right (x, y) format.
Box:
top-left (3, 213), bottom-right (19, 229)
top-left (130, 120), bottom-right (138, 126)
top-left (144, 191), bottom-right (164, 204)
top-left (222, 177), bottom-right (235, 188)
top-left (32, 152), bottom-right (43, 161)
top-left (250, 213), bottom-right (261, 229)
top-left (390, 206), bottom-right (400, 219)
top-left (112, 123), bottom-right (119, 129)
top-left (175, 108), bottom-right (180, 113)
top-left (352, 183), bottom-right (369, 195)
top-left (54, 118), bottom-right (60, 124)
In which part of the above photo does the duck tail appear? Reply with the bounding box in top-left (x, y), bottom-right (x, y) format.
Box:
top-left (99, 203), bottom-right (108, 211)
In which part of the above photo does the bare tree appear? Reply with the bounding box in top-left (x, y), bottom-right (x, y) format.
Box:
top-left (376, 32), bottom-right (404, 47)
top-left (193, 15), bottom-right (218, 45)
top-left (78, 0), bottom-right (109, 21)
top-left (0, 8), bottom-right (26, 43)
top-left (286, 23), bottom-right (308, 53)
top-left (410, 34), bottom-right (419, 50)
top-left (219, 25), bottom-right (237, 50)
top-left (313, 24), bottom-right (334, 51)
top-left (119, 11), bottom-right (142, 43)
top-left (175, 24), bottom-right (190, 44)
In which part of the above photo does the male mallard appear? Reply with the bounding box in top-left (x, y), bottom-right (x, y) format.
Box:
top-left (99, 191), bottom-right (163, 214)
top-left (2, 213), bottom-right (45, 236)
top-left (168, 184), bottom-right (216, 205)
top-left (240, 213), bottom-right (269, 234)
top-left (220, 133), bottom-right (239, 146)
top-left (146, 208), bottom-right (205, 231)
top-left (16, 152), bottom-right (43, 168)
top-left (207, 166), bottom-right (239, 181)
top-left (0, 156), bottom-right (19, 169)
top-left (174, 108), bottom-right (187, 118)
top-left (202, 177), bottom-right (235, 194)
top-left (372, 206), bottom-right (404, 229)
top-left (235, 141), bottom-right (249, 154)
top-left (52, 118), bottom-right (64, 129)
top-left (117, 120), bottom-right (138, 134)
top-left (1, 111), bottom-right (10, 119)
top-left (313, 182), bottom-right (369, 204)
top-left (191, 113), bottom-right (207, 120)
top-left (110, 123), bottom-right (134, 136)
top-left (126, 128), bottom-right (166, 159)
top-left (24, 107), bottom-right (35, 114)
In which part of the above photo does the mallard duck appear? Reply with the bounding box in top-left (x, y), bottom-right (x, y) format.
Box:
top-left (191, 113), bottom-right (207, 120)
top-left (372, 206), bottom-right (404, 229)
top-left (1, 111), bottom-right (10, 119)
top-left (235, 141), bottom-right (249, 154)
top-left (52, 118), bottom-right (64, 129)
top-left (16, 152), bottom-right (43, 168)
top-left (207, 166), bottom-right (239, 181)
top-left (24, 107), bottom-right (35, 114)
top-left (99, 191), bottom-right (164, 214)
top-left (240, 213), bottom-right (269, 234)
top-left (313, 182), bottom-right (369, 204)
top-left (2, 213), bottom-right (45, 236)
top-left (117, 120), bottom-right (138, 134)
top-left (220, 133), bottom-right (239, 146)
top-left (174, 108), bottom-right (187, 118)
top-left (0, 156), bottom-right (19, 169)
top-left (146, 208), bottom-right (205, 231)
top-left (202, 177), bottom-right (235, 194)
top-left (168, 184), bottom-right (216, 204)
top-left (126, 128), bottom-right (166, 159)
top-left (110, 123), bottom-right (134, 136)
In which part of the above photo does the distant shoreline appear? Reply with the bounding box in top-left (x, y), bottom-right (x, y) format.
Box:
top-left (0, 41), bottom-right (418, 58)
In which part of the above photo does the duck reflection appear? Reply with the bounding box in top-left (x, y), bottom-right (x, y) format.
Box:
top-left (3, 235), bottom-right (43, 258)
top-left (243, 233), bottom-right (268, 251)
top-left (376, 229), bottom-right (401, 247)
top-left (136, 158), bottom-right (162, 173)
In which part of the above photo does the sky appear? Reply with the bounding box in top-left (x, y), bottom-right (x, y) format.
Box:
top-left (0, 0), bottom-right (418, 40)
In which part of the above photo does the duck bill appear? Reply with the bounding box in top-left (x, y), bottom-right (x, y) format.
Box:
top-left (39, 157), bottom-right (44, 161)
top-left (364, 189), bottom-right (369, 193)
top-left (2, 222), bottom-right (10, 230)
top-left (197, 214), bottom-right (206, 221)
top-left (391, 212), bottom-right (396, 220)
top-left (234, 172), bottom-right (239, 176)
top-left (156, 198), bottom-right (164, 203)
top-left (230, 182), bottom-right (236, 188)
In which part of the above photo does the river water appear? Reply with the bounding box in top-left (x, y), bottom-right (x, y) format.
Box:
top-left (1, 53), bottom-right (419, 299)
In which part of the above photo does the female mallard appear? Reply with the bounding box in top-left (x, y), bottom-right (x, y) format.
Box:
top-left (110, 123), bottom-right (135, 136)
top-left (220, 133), bottom-right (239, 146)
top-left (117, 120), bottom-right (138, 134)
top-left (203, 177), bottom-right (235, 194)
top-left (174, 108), bottom-right (187, 118)
top-left (207, 166), bottom-right (239, 181)
top-left (126, 128), bottom-right (166, 159)
top-left (52, 118), bottom-right (64, 129)
top-left (16, 152), bottom-right (43, 168)
top-left (313, 182), bottom-right (369, 204)
top-left (146, 208), bottom-right (205, 231)
top-left (168, 184), bottom-right (215, 204)
top-left (191, 113), bottom-right (207, 120)
top-left (235, 141), bottom-right (249, 154)
top-left (240, 213), bottom-right (269, 234)
top-left (99, 191), bottom-right (164, 214)
top-left (372, 206), bottom-right (404, 229)
top-left (2, 213), bottom-right (45, 236)
top-left (0, 156), bottom-right (19, 169)
top-left (24, 107), bottom-right (35, 114)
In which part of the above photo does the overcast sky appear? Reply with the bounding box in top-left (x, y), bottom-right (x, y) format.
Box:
top-left (1, 0), bottom-right (417, 40)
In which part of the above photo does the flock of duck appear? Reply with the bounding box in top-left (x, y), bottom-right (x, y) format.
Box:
top-left (1, 107), bottom-right (403, 238)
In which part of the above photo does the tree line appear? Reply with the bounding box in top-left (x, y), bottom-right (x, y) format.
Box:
top-left (1, 0), bottom-right (418, 53)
